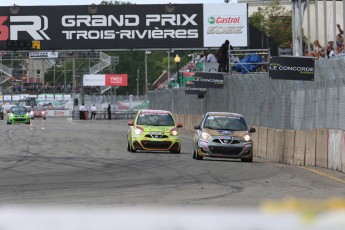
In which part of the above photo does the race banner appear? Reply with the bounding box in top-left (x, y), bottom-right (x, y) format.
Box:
top-left (0, 4), bottom-right (203, 50)
top-left (0, 3), bottom-right (247, 50)
top-left (192, 72), bottom-right (224, 88)
top-left (83, 74), bottom-right (128, 86)
top-left (269, 56), bottom-right (315, 81)
top-left (203, 3), bottom-right (248, 47)
top-left (105, 74), bottom-right (128, 86)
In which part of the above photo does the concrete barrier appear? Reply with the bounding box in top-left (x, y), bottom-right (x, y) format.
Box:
top-left (266, 128), bottom-right (275, 161)
top-left (258, 127), bottom-right (268, 159)
top-left (342, 132), bottom-right (345, 173)
top-left (328, 130), bottom-right (342, 171)
top-left (305, 130), bottom-right (316, 166)
top-left (283, 130), bottom-right (295, 165)
top-left (251, 126), bottom-right (259, 157)
top-left (294, 130), bottom-right (306, 166)
top-left (274, 129), bottom-right (284, 163)
top-left (316, 129), bottom-right (328, 168)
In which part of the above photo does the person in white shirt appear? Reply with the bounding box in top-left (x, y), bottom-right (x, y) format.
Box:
top-left (207, 53), bottom-right (218, 63)
top-left (79, 103), bottom-right (86, 119)
top-left (90, 104), bottom-right (97, 120)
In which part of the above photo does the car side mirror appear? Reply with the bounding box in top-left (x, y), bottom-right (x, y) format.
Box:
top-left (128, 120), bottom-right (134, 126)
top-left (176, 123), bottom-right (183, 128)
top-left (194, 125), bottom-right (201, 130)
top-left (249, 127), bottom-right (256, 133)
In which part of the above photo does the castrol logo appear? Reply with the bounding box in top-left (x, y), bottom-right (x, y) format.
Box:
top-left (208, 16), bottom-right (241, 25)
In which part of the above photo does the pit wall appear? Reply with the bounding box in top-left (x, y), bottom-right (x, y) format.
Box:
top-left (174, 114), bottom-right (345, 174)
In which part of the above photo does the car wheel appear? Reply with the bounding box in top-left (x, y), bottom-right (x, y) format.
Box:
top-left (127, 142), bottom-right (130, 152)
top-left (7, 121), bottom-right (11, 125)
top-left (129, 142), bottom-right (136, 152)
top-left (196, 151), bottom-right (203, 160)
top-left (43, 117), bottom-right (46, 120)
top-left (193, 151), bottom-right (196, 159)
top-left (170, 148), bottom-right (180, 154)
top-left (241, 155), bottom-right (253, 162)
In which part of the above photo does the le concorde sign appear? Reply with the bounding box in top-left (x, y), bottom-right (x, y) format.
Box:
top-left (0, 3), bottom-right (248, 50)
top-left (269, 56), bottom-right (315, 81)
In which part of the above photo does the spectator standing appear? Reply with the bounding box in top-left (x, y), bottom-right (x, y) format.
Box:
top-left (90, 104), bottom-right (97, 120)
top-left (107, 104), bottom-right (111, 120)
top-left (217, 40), bottom-right (232, 72)
top-left (79, 103), bottom-right (86, 120)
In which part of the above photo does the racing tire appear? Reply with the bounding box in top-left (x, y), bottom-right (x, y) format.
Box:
top-left (241, 155), bottom-right (253, 162)
top-left (170, 148), bottom-right (181, 154)
top-left (43, 117), bottom-right (46, 120)
top-left (196, 152), bottom-right (203, 160)
top-left (127, 142), bottom-right (130, 152)
top-left (129, 142), bottom-right (137, 153)
top-left (7, 121), bottom-right (11, 125)
top-left (192, 151), bottom-right (196, 159)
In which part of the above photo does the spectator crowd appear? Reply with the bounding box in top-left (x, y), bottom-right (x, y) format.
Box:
top-left (306, 24), bottom-right (344, 59)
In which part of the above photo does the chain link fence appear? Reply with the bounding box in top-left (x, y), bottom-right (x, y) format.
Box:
top-left (148, 56), bottom-right (345, 130)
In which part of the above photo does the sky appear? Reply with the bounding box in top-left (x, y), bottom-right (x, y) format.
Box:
top-left (4, 0), bottom-right (224, 6)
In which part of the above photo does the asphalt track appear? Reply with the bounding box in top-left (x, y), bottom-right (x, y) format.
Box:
top-left (0, 117), bottom-right (345, 208)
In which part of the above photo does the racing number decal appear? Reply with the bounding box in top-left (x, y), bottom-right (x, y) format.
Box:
top-left (0, 16), bottom-right (9, 40)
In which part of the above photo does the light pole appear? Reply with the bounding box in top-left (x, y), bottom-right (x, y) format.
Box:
top-left (145, 50), bottom-right (151, 95)
top-left (136, 69), bottom-right (139, 100)
top-left (174, 54), bottom-right (181, 87)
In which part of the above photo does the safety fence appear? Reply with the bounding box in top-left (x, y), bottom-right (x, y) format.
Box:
top-left (148, 55), bottom-right (345, 131)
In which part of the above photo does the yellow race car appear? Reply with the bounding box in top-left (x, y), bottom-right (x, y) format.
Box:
top-left (127, 109), bottom-right (183, 153)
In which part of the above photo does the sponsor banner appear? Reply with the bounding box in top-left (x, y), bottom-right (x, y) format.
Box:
top-left (203, 3), bottom-right (248, 47)
top-left (0, 4), bottom-right (203, 50)
top-left (54, 94), bottom-right (71, 100)
top-left (269, 56), bottom-right (315, 81)
top-left (185, 81), bottom-right (207, 95)
top-left (105, 74), bottom-right (128, 86)
top-left (83, 74), bottom-right (128, 86)
top-left (83, 74), bottom-right (105, 86)
top-left (29, 52), bottom-right (59, 59)
top-left (4, 95), bottom-right (12, 101)
top-left (185, 87), bottom-right (207, 95)
top-left (38, 94), bottom-right (55, 100)
top-left (0, 95), bottom-right (3, 101)
top-left (12, 95), bottom-right (20, 101)
top-left (192, 72), bottom-right (224, 88)
top-left (47, 110), bottom-right (72, 117)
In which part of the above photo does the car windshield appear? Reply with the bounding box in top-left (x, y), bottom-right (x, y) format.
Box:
top-left (137, 113), bottom-right (175, 126)
top-left (10, 107), bottom-right (27, 115)
top-left (203, 115), bottom-right (247, 131)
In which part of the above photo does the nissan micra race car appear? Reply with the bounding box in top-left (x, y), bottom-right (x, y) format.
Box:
top-left (6, 106), bottom-right (31, 125)
top-left (193, 112), bottom-right (256, 162)
top-left (127, 109), bottom-right (183, 153)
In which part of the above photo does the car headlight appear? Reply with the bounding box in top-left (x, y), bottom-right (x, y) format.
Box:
top-left (171, 130), bottom-right (178, 136)
top-left (201, 132), bottom-right (211, 140)
top-left (242, 134), bottom-right (251, 142)
top-left (134, 128), bottom-right (143, 135)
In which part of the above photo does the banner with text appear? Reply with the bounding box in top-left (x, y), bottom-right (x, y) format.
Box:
top-left (0, 3), bottom-right (247, 49)
top-left (269, 56), bottom-right (315, 81)
top-left (83, 74), bottom-right (128, 87)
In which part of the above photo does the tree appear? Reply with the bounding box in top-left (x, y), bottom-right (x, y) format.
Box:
top-left (249, 0), bottom-right (292, 48)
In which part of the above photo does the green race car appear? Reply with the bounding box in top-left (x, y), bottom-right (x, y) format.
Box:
top-left (127, 109), bottom-right (183, 153)
top-left (7, 106), bottom-right (31, 125)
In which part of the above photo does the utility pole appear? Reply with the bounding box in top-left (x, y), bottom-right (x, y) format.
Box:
top-left (137, 69), bottom-right (139, 100)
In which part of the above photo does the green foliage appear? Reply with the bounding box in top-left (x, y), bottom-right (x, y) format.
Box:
top-left (249, 0), bottom-right (292, 48)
